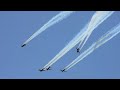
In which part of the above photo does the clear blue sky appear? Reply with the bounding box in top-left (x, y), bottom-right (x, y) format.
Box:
top-left (0, 11), bottom-right (120, 79)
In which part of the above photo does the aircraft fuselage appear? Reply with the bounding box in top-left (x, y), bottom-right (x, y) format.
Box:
top-left (21, 44), bottom-right (26, 47)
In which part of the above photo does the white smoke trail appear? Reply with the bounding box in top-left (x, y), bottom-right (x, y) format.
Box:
top-left (64, 23), bottom-right (120, 71)
top-left (43, 23), bottom-right (89, 69)
top-left (22, 11), bottom-right (74, 45)
top-left (43, 11), bottom-right (114, 69)
top-left (77, 11), bottom-right (114, 51)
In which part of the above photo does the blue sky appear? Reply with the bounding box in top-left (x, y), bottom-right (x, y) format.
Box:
top-left (0, 11), bottom-right (120, 79)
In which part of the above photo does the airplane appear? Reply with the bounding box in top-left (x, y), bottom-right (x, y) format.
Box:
top-left (76, 48), bottom-right (80, 53)
top-left (21, 44), bottom-right (26, 47)
top-left (46, 67), bottom-right (51, 70)
top-left (61, 69), bottom-right (66, 72)
top-left (39, 68), bottom-right (46, 72)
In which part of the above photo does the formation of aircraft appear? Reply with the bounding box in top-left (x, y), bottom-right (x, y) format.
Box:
top-left (21, 44), bottom-right (80, 72)
top-left (39, 67), bottom-right (51, 72)
top-left (21, 43), bottom-right (80, 72)
top-left (38, 67), bottom-right (67, 72)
